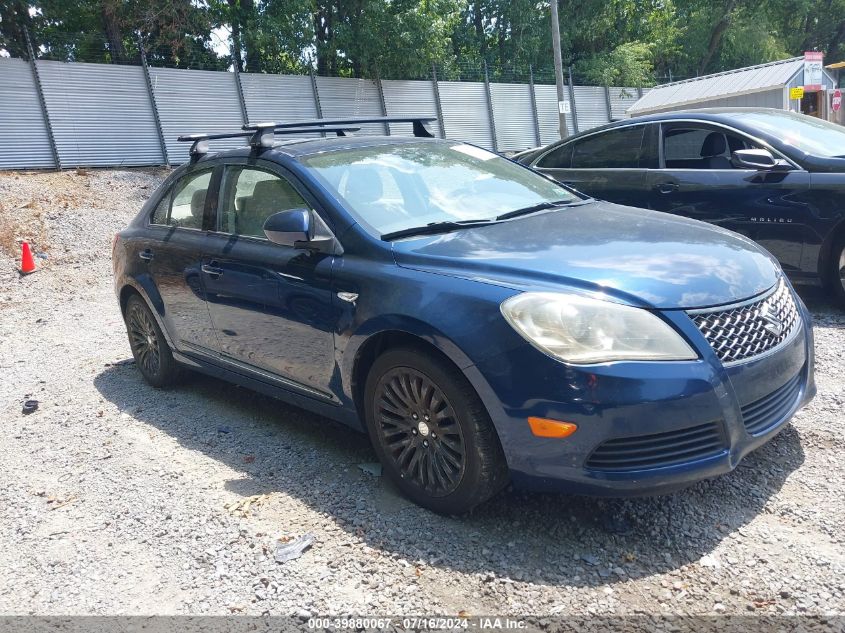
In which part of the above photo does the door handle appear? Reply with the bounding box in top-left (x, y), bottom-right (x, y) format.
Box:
top-left (201, 264), bottom-right (224, 276)
top-left (654, 182), bottom-right (679, 194)
top-left (139, 249), bottom-right (154, 261)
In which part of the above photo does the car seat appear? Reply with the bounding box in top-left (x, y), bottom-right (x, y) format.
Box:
top-left (700, 133), bottom-right (733, 170)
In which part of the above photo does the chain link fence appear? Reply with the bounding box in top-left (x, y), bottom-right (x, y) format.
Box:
top-left (0, 29), bottom-right (647, 170)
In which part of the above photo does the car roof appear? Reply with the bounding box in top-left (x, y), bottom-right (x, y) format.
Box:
top-left (559, 107), bottom-right (797, 150)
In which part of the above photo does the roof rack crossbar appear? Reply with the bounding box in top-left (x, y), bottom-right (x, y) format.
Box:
top-left (243, 116), bottom-right (437, 138)
top-left (177, 126), bottom-right (362, 158)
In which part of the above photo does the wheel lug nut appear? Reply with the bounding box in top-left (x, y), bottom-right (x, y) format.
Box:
top-left (424, 415), bottom-right (430, 421)
top-left (431, 432), bottom-right (437, 438)
top-left (423, 440), bottom-right (429, 447)
top-left (412, 429), bottom-right (417, 435)
top-left (412, 414), bottom-right (418, 420)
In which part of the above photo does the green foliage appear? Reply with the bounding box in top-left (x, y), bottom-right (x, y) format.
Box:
top-left (576, 41), bottom-right (657, 87)
top-left (1, 0), bottom-right (843, 84)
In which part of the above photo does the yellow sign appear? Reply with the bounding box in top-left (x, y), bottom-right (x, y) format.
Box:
top-left (790, 86), bottom-right (805, 100)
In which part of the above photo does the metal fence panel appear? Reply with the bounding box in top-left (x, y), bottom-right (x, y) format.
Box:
top-left (240, 73), bottom-right (321, 137)
top-left (533, 84), bottom-right (574, 145)
top-left (0, 58), bottom-right (55, 169)
top-left (490, 82), bottom-right (535, 152)
top-left (36, 60), bottom-right (162, 167)
top-left (381, 79), bottom-right (442, 137)
top-left (438, 81), bottom-right (493, 149)
top-left (573, 85), bottom-right (609, 131)
top-left (314, 76), bottom-right (385, 135)
top-left (149, 67), bottom-right (244, 164)
top-left (608, 86), bottom-right (640, 120)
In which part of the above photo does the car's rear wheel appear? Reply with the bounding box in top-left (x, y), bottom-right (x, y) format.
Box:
top-left (124, 294), bottom-right (181, 388)
top-left (363, 347), bottom-right (508, 514)
top-left (829, 234), bottom-right (845, 310)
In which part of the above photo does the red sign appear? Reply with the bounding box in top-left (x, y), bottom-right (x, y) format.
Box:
top-left (833, 89), bottom-right (842, 112)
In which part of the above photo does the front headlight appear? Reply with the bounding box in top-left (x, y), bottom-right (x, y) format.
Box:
top-left (500, 292), bottom-right (697, 364)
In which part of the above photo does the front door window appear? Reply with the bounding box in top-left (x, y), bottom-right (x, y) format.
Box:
top-left (219, 167), bottom-right (311, 238)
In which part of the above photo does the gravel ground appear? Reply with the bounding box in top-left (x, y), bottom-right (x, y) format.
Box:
top-left (0, 168), bottom-right (844, 617)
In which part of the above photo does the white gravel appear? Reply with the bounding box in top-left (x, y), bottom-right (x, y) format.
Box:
top-left (0, 168), bottom-right (843, 616)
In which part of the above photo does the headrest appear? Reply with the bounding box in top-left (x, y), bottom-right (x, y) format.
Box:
top-left (343, 167), bottom-right (384, 205)
top-left (700, 132), bottom-right (727, 157)
top-left (190, 189), bottom-right (207, 219)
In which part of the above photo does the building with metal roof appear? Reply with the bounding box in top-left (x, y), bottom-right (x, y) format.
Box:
top-left (628, 57), bottom-right (837, 117)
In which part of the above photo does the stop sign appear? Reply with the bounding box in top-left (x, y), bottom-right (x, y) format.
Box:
top-left (834, 89), bottom-right (842, 112)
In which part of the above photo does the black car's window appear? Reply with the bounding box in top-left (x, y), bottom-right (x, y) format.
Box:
top-left (218, 167), bottom-right (311, 239)
top-left (662, 126), bottom-right (755, 170)
top-left (150, 169), bottom-right (212, 229)
top-left (536, 143), bottom-right (574, 169)
top-left (570, 126), bottom-right (645, 169)
top-left (150, 194), bottom-right (170, 225)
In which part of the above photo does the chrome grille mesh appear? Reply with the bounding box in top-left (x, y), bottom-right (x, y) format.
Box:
top-left (689, 280), bottom-right (800, 365)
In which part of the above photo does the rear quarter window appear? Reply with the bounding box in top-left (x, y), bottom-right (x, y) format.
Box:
top-left (570, 126), bottom-right (645, 169)
top-left (150, 193), bottom-right (170, 225)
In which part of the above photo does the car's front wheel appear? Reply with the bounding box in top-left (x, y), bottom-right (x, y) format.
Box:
top-left (124, 294), bottom-right (181, 388)
top-left (364, 347), bottom-right (508, 514)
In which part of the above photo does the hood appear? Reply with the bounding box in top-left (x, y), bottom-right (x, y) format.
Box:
top-left (392, 201), bottom-right (779, 309)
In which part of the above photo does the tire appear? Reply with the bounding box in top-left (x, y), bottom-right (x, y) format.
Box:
top-left (123, 294), bottom-right (181, 388)
top-left (829, 234), bottom-right (845, 310)
top-left (363, 346), bottom-right (508, 514)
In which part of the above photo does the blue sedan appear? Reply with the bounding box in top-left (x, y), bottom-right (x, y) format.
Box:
top-left (113, 118), bottom-right (815, 513)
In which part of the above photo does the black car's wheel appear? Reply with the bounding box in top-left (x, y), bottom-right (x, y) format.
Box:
top-left (364, 347), bottom-right (508, 514)
top-left (830, 234), bottom-right (845, 310)
top-left (124, 294), bottom-right (181, 388)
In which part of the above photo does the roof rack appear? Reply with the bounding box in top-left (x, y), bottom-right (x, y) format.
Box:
top-left (177, 115), bottom-right (437, 160)
top-left (177, 125), bottom-right (362, 159)
top-left (242, 116), bottom-right (437, 138)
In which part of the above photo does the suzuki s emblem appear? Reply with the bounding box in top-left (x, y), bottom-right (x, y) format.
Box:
top-left (760, 306), bottom-right (784, 336)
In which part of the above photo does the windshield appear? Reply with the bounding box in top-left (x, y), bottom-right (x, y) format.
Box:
top-left (300, 141), bottom-right (579, 236)
top-left (726, 110), bottom-right (845, 158)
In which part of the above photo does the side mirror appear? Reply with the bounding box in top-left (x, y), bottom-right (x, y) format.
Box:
top-left (263, 209), bottom-right (313, 247)
top-left (731, 148), bottom-right (790, 171)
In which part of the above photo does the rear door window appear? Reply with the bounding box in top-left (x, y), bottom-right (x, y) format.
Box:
top-left (570, 126), bottom-right (645, 169)
top-left (150, 169), bottom-right (213, 229)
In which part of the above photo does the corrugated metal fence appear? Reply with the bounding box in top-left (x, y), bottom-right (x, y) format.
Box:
top-left (0, 57), bottom-right (645, 169)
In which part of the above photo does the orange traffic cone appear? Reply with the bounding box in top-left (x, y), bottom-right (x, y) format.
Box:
top-left (20, 241), bottom-right (36, 275)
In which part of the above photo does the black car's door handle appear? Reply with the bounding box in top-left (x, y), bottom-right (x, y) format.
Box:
top-left (139, 249), bottom-right (154, 261)
top-left (654, 182), bottom-right (679, 194)
top-left (201, 263), bottom-right (224, 276)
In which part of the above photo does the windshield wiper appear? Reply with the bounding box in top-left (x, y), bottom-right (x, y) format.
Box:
top-left (381, 219), bottom-right (497, 241)
top-left (495, 199), bottom-right (584, 221)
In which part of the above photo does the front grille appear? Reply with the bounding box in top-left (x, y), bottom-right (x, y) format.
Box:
top-left (689, 280), bottom-right (800, 365)
top-left (740, 371), bottom-right (802, 436)
top-left (585, 421), bottom-right (727, 472)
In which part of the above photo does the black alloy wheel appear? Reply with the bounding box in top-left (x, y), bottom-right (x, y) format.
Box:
top-left (364, 347), bottom-right (508, 514)
top-left (124, 294), bottom-right (181, 388)
top-left (127, 301), bottom-right (161, 377)
top-left (374, 367), bottom-right (466, 497)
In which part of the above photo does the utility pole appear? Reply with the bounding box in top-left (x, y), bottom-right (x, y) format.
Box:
top-left (550, 0), bottom-right (569, 139)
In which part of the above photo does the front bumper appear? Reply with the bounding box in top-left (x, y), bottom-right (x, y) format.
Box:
top-left (467, 290), bottom-right (816, 496)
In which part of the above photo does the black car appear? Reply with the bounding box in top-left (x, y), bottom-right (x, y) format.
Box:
top-left (515, 108), bottom-right (845, 308)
